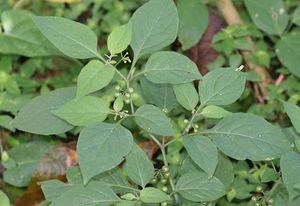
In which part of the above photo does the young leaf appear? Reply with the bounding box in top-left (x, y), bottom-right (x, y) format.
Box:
top-left (144, 51), bottom-right (201, 84)
top-left (198, 68), bottom-right (246, 106)
top-left (140, 187), bottom-right (171, 203)
top-left (32, 16), bottom-right (99, 59)
top-left (177, 0), bottom-right (209, 50)
top-left (280, 152), bottom-right (300, 201)
top-left (173, 83), bottom-right (199, 111)
top-left (140, 77), bottom-right (179, 111)
top-left (176, 171), bottom-right (225, 202)
top-left (13, 87), bottom-right (75, 135)
top-left (77, 123), bottom-right (133, 184)
top-left (283, 102), bottom-right (300, 133)
top-left (124, 143), bottom-right (155, 187)
top-left (53, 96), bottom-right (110, 126)
top-left (108, 23), bottom-right (132, 55)
top-left (77, 60), bottom-right (115, 98)
top-left (50, 181), bottom-right (120, 206)
top-left (134, 104), bottom-right (173, 136)
top-left (130, 0), bottom-right (178, 60)
top-left (276, 33), bottom-right (300, 78)
top-left (244, 0), bottom-right (289, 35)
top-left (0, 10), bottom-right (59, 57)
top-left (200, 105), bottom-right (231, 119)
top-left (209, 113), bottom-right (291, 161)
top-left (183, 135), bottom-right (218, 177)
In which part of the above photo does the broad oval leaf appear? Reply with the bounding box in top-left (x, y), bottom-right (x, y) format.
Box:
top-left (124, 143), bottom-right (155, 187)
top-left (0, 10), bottom-right (59, 57)
top-left (78, 123), bottom-right (133, 184)
top-left (134, 104), bottom-right (173, 136)
top-left (144, 51), bottom-right (201, 84)
top-left (140, 77), bottom-right (179, 111)
top-left (140, 187), bottom-right (171, 203)
top-left (293, 6), bottom-right (300, 26)
top-left (50, 181), bottom-right (120, 206)
top-left (0, 191), bottom-right (10, 206)
top-left (280, 151), bottom-right (300, 201)
top-left (108, 23), bottom-right (132, 55)
top-left (209, 113), bottom-right (291, 161)
top-left (130, 0), bottom-right (179, 60)
top-left (177, 0), bottom-right (209, 50)
top-left (53, 96), bottom-right (110, 126)
top-left (77, 60), bottom-right (115, 98)
top-left (283, 101), bottom-right (300, 133)
top-left (13, 87), bottom-right (75, 135)
top-left (173, 83), bottom-right (199, 111)
top-left (41, 180), bottom-right (70, 201)
top-left (276, 33), bottom-right (300, 78)
top-left (183, 135), bottom-right (218, 177)
top-left (244, 0), bottom-right (289, 35)
top-left (176, 171), bottom-right (225, 202)
top-left (199, 68), bottom-right (246, 106)
top-left (32, 16), bottom-right (99, 59)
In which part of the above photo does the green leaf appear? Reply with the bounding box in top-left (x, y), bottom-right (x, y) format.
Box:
top-left (173, 83), bottom-right (199, 111)
top-left (177, 0), bottom-right (208, 50)
top-left (140, 187), bottom-right (171, 203)
top-left (14, 87), bottom-right (75, 135)
top-left (183, 135), bottom-right (218, 177)
top-left (32, 16), bottom-right (99, 59)
top-left (130, 0), bottom-right (179, 60)
top-left (200, 105), bottom-right (231, 119)
top-left (41, 180), bottom-right (70, 201)
top-left (244, 0), bottom-right (289, 35)
top-left (283, 102), bottom-right (300, 133)
top-left (0, 191), bottom-right (10, 206)
top-left (108, 23), bottom-right (132, 54)
top-left (276, 33), bottom-right (300, 78)
top-left (53, 96), bottom-right (110, 126)
top-left (134, 104), bottom-right (173, 136)
top-left (78, 123), bottom-right (133, 184)
top-left (214, 153), bottom-right (234, 189)
top-left (95, 168), bottom-right (132, 194)
top-left (176, 171), bottom-right (225, 202)
top-left (0, 115), bottom-right (15, 132)
top-left (140, 77), bottom-right (179, 111)
top-left (209, 113), bottom-right (291, 161)
top-left (4, 142), bottom-right (52, 187)
top-left (199, 68), bottom-right (246, 105)
top-left (0, 10), bottom-right (59, 57)
top-left (144, 51), bottom-right (201, 84)
top-left (76, 60), bottom-right (115, 98)
top-left (293, 6), bottom-right (300, 26)
top-left (280, 151), bottom-right (300, 201)
top-left (124, 143), bottom-right (155, 187)
top-left (50, 181), bottom-right (120, 206)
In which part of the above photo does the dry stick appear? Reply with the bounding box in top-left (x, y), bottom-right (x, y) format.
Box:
top-left (216, 0), bottom-right (272, 103)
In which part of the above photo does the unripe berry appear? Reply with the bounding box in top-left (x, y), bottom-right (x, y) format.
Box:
top-left (160, 178), bottom-right (168, 185)
top-left (128, 88), bottom-right (134, 93)
top-left (162, 186), bottom-right (168, 192)
top-left (162, 166), bottom-right (169, 173)
top-left (161, 202), bottom-right (167, 206)
top-left (256, 186), bottom-right (263, 192)
top-left (150, 178), bottom-right (157, 184)
top-left (163, 172), bottom-right (170, 178)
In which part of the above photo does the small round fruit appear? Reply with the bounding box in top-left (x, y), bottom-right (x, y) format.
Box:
top-left (251, 196), bottom-right (257, 202)
top-left (161, 202), bottom-right (168, 206)
top-left (128, 88), bottom-right (134, 93)
top-left (150, 178), bottom-right (157, 184)
top-left (256, 186), bottom-right (263, 192)
top-left (162, 186), bottom-right (168, 192)
top-left (162, 166), bottom-right (169, 173)
top-left (160, 178), bottom-right (168, 185)
top-left (268, 198), bottom-right (274, 204)
top-left (115, 85), bottom-right (121, 91)
top-left (164, 172), bottom-right (170, 178)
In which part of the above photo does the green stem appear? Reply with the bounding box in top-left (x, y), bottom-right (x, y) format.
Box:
top-left (149, 134), bottom-right (180, 205)
top-left (183, 104), bottom-right (205, 135)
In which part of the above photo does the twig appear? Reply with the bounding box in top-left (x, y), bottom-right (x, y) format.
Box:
top-left (216, 0), bottom-right (272, 103)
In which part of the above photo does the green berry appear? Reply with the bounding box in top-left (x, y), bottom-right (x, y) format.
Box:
top-left (150, 178), bottom-right (157, 184)
top-left (125, 93), bottom-right (131, 99)
top-left (256, 186), bottom-right (263, 192)
top-left (268, 199), bottom-right (274, 204)
top-left (164, 172), bottom-right (170, 178)
top-left (161, 178), bottom-right (168, 185)
top-left (162, 186), bottom-right (168, 192)
top-left (162, 166), bottom-right (169, 173)
top-left (161, 202), bottom-right (168, 206)
top-left (251, 196), bottom-right (257, 202)
top-left (128, 88), bottom-right (134, 93)
top-left (115, 85), bottom-right (121, 91)
top-left (125, 99), bottom-right (130, 104)
top-left (255, 203), bottom-right (260, 206)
